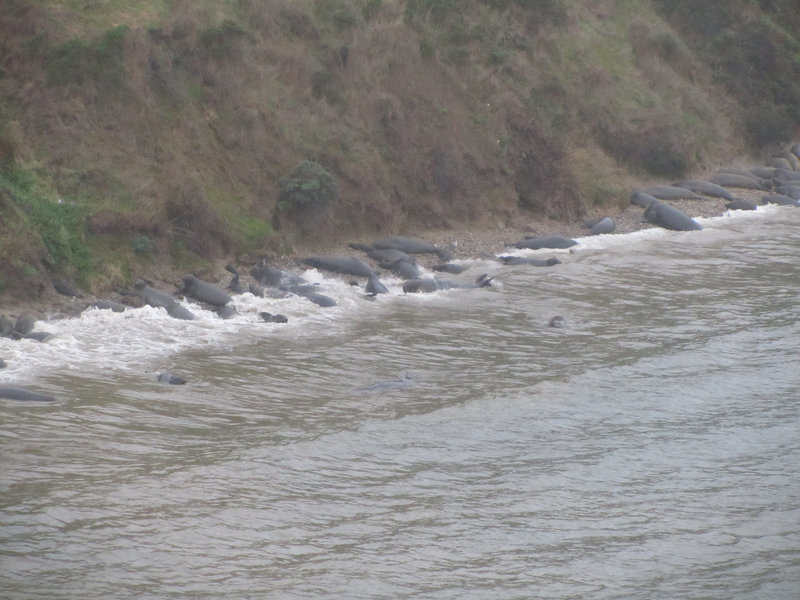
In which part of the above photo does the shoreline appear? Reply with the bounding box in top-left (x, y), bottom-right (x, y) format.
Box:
top-left (0, 193), bottom-right (758, 323)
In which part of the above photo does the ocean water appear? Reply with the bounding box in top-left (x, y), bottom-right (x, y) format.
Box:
top-left (1, 206), bottom-right (799, 599)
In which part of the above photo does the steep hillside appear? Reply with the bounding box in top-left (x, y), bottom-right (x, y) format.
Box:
top-left (1, 0), bottom-right (799, 299)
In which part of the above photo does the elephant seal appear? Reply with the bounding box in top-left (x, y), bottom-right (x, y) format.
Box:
top-left (762, 194), bottom-right (799, 207)
top-left (791, 142), bottom-right (800, 160)
top-left (260, 312), bottom-right (288, 323)
top-left (749, 166), bottom-right (777, 179)
top-left (581, 216), bottom-right (615, 235)
top-left (359, 371), bottom-right (415, 392)
top-left (366, 272), bottom-right (389, 296)
top-left (86, 299), bottom-right (127, 313)
top-left (770, 157), bottom-right (793, 170)
top-left (673, 180), bottom-right (734, 200)
top-left (433, 263), bottom-right (468, 274)
top-left (157, 373), bottom-right (186, 385)
top-left (179, 275), bottom-right (232, 307)
top-left (403, 274), bottom-right (492, 293)
top-left (53, 278), bottom-right (84, 298)
top-left (779, 151), bottom-right (800, 171)
top-left (725, 199), bottom-right (757, 211)
top-left (0, 314), bottom-right (14, 337)
top-left (639, 185), bottom-right (700, 200)
top-left (227, 274), bottom-right (248, 295)
top-left (386, 258), bottom-right (420, 280)
top-left (709, 173), bottom-right (769, 190)
top-left (773, 168), bottom-right (800, 183)
top-left (348, 243), bottom-right (414, 265)
top-left (372, 236), bottom-right (452, 261)
top-left (0, 386), bottom-right (56, 402)
top-left (777, 184), bottom-right (800, 200)
top-left (216, 305), bottom-right (238, 319)
top-left (644, 201), bottom-right (703, 231)
top-left (249, 260), bottom-right (337, 307)
top-left (499, 256), bottom-right (561, 267)
top-left (302, 256), bottom-right (376, 278)
top-left (630, 191), bottom-right (661, 209)
top-left (14, 331), bottom-right (55, 343)
top-left (775, 182), bottom-right (800, 200)
top-left (508, 235), bottom-right (577, 250)
top-left (14, 314), bottom-right (36, 335)
top-left (548, 316), bottom-right (567, 328)
top-left (133, 281), bottom-right (196, 320)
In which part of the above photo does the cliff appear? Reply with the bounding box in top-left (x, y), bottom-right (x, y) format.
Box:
top-left (1, 0), bottom-right (799, 300)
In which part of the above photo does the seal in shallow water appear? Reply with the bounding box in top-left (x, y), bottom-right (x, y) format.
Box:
top-left (0, 386), bottom-right (56, 402)
top-left (508, 235), bottom-right (577, 250)
top-left (178, 275), bottom-right (232, 307)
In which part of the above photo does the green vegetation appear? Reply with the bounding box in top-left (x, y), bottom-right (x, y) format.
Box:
top-left (0, 166), bottom-right (91, 282)
top-left (1, 0), bottom-right (799, 300)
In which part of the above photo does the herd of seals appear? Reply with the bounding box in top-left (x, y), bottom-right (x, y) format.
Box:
top-left (2, 143), bottom-right (799, 402)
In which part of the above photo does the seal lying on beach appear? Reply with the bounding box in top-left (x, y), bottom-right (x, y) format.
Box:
top-left (507, 235), bottom-right (577, 250)
top-left (673, 180), bottom-right (733, 200)
top-left (302, 256), bottom-right (376, 278)
top-left (644, 201), bottom-right (703, 231)
top-left (581, 216), bottom-right (615, 235)
top-left (371, 236), bottom-right (453, 262)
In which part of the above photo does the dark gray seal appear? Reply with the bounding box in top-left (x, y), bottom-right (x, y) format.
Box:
top-left (302, 256), bottom-right (376, 278)
top-left (359, 371), bottom-right (415, 392)
top-left (349, 243), bottom-right (414, 265)
top-left (709, 173), bottom-right (769, 190)
top-left (777, 184), bottom-right (800, 200)
top-left (133, 280), bottom-right (197, 320)
top-left (372, 236), bottom-right (452, 261)
top-left (249, 260), bottom-right (337, 307)
top-left (725, 199), bottom-right (757, 211)
top-left (499, 256), bottom-right (561, 267)
top-left (14, 331), bottom-right (55, 343)
top-left (639, 185), bottom-right (700, 200)
top-left (761, 194), bottom-right (799, 207)
top-left (548, 316), bottom-right (567, 328)
top-left (630, 191), bottom-right (661, 209)
top-left (0, 386), bottom-right (56, 402)
top-left (673, 180), bottom-right (734, 200)
top-left (508, 235), bottom-right (577, 250)
top-left (216, 305), bottom-right (239, 319)
top-left (260, 312), bottom-right (288, 323)
top-left (157, 373), bottom-right (186, 385)
top-left (403, 274), bottom-right (493, 293)
top-left (14, 314), bottom-right (36, 335)
top-left (386, 258), bottom-right (421, 280)
top-left (53, 278), bottom-right (84, 298)
top-left (366, 272), bottom-right (389, 296)
top-left (433, 263), bottom-right (469, 274)
top-left (644, 202), bottom-right (703, 231)
top-left (178, 275), bottom-right (232, 307)
top-left (581, 216), bottom-right (615, 235)
top-left (86, 300), bottom-right (127, 313)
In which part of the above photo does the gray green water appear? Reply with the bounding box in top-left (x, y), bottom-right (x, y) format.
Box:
top-left (2, 208), bottom-right (799, 599)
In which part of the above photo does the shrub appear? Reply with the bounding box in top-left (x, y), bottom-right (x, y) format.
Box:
top-left (46, 25), bottom-right (128, 91)
top-left (276, 161), bottom-right (338, 230)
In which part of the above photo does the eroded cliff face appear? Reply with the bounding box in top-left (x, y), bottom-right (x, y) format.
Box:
top-left (1, 0), bottom-right (799, 296)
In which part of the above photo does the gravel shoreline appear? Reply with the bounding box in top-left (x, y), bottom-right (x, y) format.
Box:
top-left (0, 186), bottom-right (775, 324)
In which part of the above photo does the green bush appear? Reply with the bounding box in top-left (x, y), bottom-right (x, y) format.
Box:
top-left (276, 161), bottom-right (338, 229)
top-left (46, 25), bottom-right (129, 91)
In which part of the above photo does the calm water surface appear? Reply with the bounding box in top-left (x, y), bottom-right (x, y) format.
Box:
top-left (2, 207), bottom-right (799, 599)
